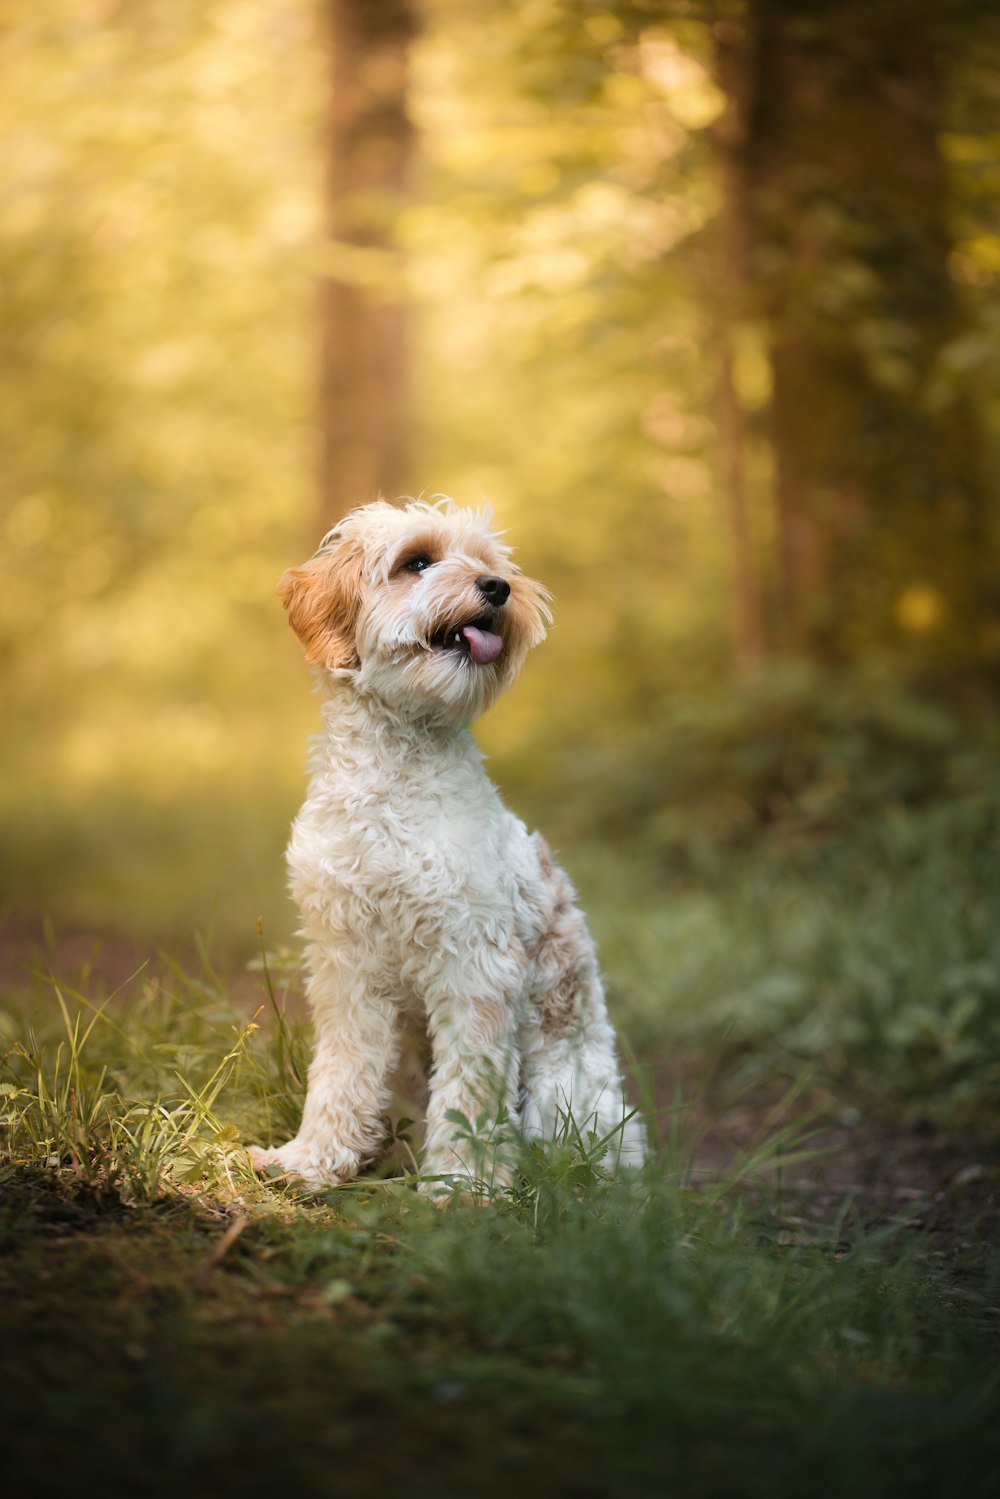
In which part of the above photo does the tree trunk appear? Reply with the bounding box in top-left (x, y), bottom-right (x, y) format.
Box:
top-left (710, 67), bottom-right (768, 674)
top-left (319, 0), bottom-right (415, 528)
top-left (716, 0), bottom-right (990, 662)
top-left (719, 342), bottom-right (765, 677)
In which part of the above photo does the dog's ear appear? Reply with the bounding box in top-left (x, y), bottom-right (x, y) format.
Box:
top-left (276, 536), bottom-right (366, 670)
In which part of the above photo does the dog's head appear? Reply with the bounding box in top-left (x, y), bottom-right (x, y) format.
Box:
top-left (277, 499), bottom-right (551, 723)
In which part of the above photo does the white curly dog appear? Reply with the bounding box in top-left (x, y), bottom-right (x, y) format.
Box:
top-left (248, 499), bottom-right (645, 1191)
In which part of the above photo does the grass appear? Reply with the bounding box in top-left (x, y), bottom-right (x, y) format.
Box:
top-left (2, 952), bottom-right (998, 1499)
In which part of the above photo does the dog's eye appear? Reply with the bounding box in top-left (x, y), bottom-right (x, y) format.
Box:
top-left (403, 555), bottom-right (432, 574)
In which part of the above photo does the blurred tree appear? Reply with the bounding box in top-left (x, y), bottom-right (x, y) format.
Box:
top-left (320, 0), bottom-right (415, 526)
top-left (718, 339), bottom-right (765, 677)
top-left (714, 0), bottom-right (996, 663)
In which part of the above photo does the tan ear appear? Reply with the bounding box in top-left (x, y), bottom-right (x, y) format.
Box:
top-left (276, 536), bottom-right (366, 670)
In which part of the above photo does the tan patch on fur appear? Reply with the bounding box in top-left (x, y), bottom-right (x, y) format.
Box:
top-left (537, 964), bottom-right (589, 1037)
top-left (277, 537), bottom-right (366, 670)
top-left (529, 849), bottom-right (594, 1039)
top-left (533, 833), bottom-right (556, 882)
top-left (468, 995), bottom-right (509, 1050)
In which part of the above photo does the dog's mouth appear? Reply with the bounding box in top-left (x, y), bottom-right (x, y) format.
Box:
top-left (428, 615), bottom-right (504, 666)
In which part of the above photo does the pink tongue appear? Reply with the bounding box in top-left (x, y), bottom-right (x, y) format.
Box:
top-left (462, 625), bottom-right (504, 665)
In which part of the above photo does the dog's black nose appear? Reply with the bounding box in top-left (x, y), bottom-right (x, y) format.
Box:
top-left (476, 574), bottom-right (510, 606)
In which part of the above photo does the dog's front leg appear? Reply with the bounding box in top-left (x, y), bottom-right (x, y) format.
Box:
top-left (248, 969), bottom-right (399, 1188)
top-left (421, 987), bottom-right (521, 1196)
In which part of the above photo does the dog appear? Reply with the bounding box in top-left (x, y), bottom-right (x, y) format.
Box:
top-left (247, 498), bottom-right (646, 1191)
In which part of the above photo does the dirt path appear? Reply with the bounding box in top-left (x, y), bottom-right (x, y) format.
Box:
top-left (663, 1066), bottom-right (1000, 1279)
top-left (0, 918), bottom-right (266, 1008)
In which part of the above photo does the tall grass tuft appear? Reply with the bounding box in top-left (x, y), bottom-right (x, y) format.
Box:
top-left (1, 961), bottom-right (271, 1201)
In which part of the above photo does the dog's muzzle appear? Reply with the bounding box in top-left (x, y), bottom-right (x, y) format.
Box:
top-left (429, 577), bottom-right (509, 665)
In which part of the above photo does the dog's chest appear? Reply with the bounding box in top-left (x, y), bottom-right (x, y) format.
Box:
top-left (288, 746), bottom-right (533, 944)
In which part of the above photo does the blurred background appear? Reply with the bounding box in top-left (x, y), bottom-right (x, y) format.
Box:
top-left (2, 0), bottom-right (999, 1115)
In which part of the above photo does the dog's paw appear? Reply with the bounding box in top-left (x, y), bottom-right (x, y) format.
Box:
top-left (245, 1141), bottom-right (353, 1188)
top-left (246, 1143), bottom-right (294, 1178)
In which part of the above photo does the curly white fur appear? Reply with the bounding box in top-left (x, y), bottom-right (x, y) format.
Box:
top-left (248, 499), bottom-right (645, 1191)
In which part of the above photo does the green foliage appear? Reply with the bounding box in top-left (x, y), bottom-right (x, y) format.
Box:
top-left (528, 671), bottom-right (1000, 1122)
top-left (593, 833), bottom-right (1000, 1122)
top-left (538, 665), bottom-right (1000, 853)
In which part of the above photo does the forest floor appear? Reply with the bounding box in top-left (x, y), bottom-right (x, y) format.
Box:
top-left (4, 918), bottom-right (998, 1275)
top-left (2, 921), bottom-right (998, 1499)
